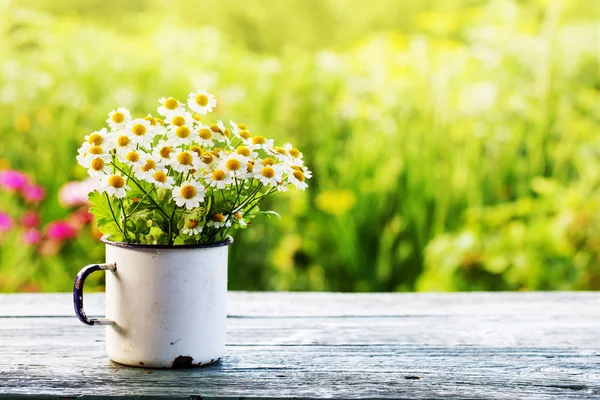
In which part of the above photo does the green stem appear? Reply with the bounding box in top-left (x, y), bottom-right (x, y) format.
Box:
top-left (118, 198), bottom-right (130, 243)
top-left (104, 192), bottom-right (127, 241)
top-left (126, 186), bottom-right (156, 218)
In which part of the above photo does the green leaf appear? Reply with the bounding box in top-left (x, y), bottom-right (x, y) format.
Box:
top-left (88, 191), bottom-right (124, 241)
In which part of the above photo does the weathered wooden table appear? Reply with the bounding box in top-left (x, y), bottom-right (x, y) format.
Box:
top-left (0, 292), bottom-right (599, 399)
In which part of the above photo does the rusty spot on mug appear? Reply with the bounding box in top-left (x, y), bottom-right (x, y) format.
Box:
top-left (139, 361), bottom-right (144, 366)
top-left (172, 355), bottom-right (194, 369)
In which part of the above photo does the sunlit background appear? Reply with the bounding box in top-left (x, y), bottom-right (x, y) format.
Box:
top-left (0, 0), bottom-right (599, 292)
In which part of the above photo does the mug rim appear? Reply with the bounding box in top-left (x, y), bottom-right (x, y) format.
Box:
top-left (101, 235), bottom-right (234, 250)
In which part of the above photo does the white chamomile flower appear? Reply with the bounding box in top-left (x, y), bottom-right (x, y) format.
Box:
top-left (233, 212), bottom-right (247, 228)
top-left (208, 120), bottom-right (228, 141)
top-left (76, 143), bottom-right (112, 168)
top-left (153, 139), bottom-right (176, 163)
top-left (100, 173), bottom-right (130, 199)
top-left (144, 114), bottom-right (167, 136)
top-left (125, 118), bottom-right (155, 146)
top-left (171, 150), bottom-right (200, 173)
top-left (157, 97), bottom-right (185, 118)
top-left (205, 168), bottom-right (234, 189)
top-left (168, 124), bottom-right (195, 146)
top-left (134, 153), bottom-right (163, 179)
top-left (84, 128), bottom-right (112, 148)
top-left (257, 163), bottom-right (284, 187)
top-left (287, 166), bottom-right (309, 190)
top-left (120, 149), bottom-right (145, 167)
top-left (197, 125), bottom-right (215, 147)
top-left (244, 135), bottom-right (275, 151)
top-left (172, 181), bottom-right (206, 210)
top-left (219, 152), bottom-right (249, 179)
top-left (182, 220), bottom-right (202, 236)
top-left (269, 145), bottom-right (290, 161)
top-left (86, 157), bottom-right (112, 178)
top-left (111, 131), bottom-right (136, 154)
top-left (229, 120), bottom-right (250, 138)
top-left (164, 111), bottom-right (194, 129)
top-left (234, 145), bottom-right (258, 159)
top-left (144, 168), bottom-right (175, 189)
top-left (187, 90), bottom-right (217, 115)
top-left (106, 108), bottom-right (131, 131)
top-left (206, 213), bottom-right (231, 229)
top-left (283, 143), bottom-right (303, 160)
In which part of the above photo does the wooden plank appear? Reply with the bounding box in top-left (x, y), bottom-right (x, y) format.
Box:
top-left (0, 318), bottom-right (599, 399)
top-left (1, 291), bottom-right (600, 318)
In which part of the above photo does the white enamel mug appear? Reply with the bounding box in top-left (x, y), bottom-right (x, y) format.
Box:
top-left (73, 236), bottom-right (232, 368)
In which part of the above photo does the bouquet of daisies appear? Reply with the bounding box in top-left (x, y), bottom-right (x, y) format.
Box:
top-left (77, 90), bottom-right (310, 245)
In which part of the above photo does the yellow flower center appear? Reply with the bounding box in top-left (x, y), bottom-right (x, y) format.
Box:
top-left (111, 112), bottom-right (125, 124)
top-left (293, 170), bottom-right (305, 182)
top-left (261, 166), bottom-right (275, 178)
top-left (171, 116), bottom-right (186, 127)
top-left (196, 94), bottom-right (209, 107)
top-left (289, 148), bottom-right (301, 158)
top-left (175, 125), bottom-right (190, 138)
top-left (211, 169), bottom-right (226, 181)
top-left (201, 152), bottom-right (214, 164)
top-left (199, 128), bottom-right (212, 140)
top-left (153, 170), bottom-right (167, 183)
top-left (190, 145), bottom-right (202, 156)
top-left (239, 130), bottom-right (251, 139)
top-left (189, 220), bottom-right (199, 229)
top-left (87, 134), bottom-right (103, 145)
top-left (89, 146), bottom-right (103, 155)
top-left (125, 151), bottom-right (140, 163)
top-left (212, 213), bottom-right (225, 223)
top-left (90, 158), bottom-right (105, 171)
top-left (226, 158), bottom-right (242, 171)
top-left (159, 146), bottom-right (172, 159)
top-left (252, 136), bottom-right (266, 145)
top-left (117, 135), bottom-right (130, 147)
top-left (131, 124), bottom-right (146, 136)
top-left (234, 212), bottom-right (243, 220)
top-left (108, 175), bottom-right (125, 188)
top-left (144, 116), bottom-right (156, 126)
top-left (261, 158), bottom-right (275, 167)
top-left (164, 97), bottom-right (179, 110)
top-left (193, 115), bottom-right (202, 122)
top-left (236, 146), bottom-right (250, 157)
top-left (177, 152), bottom-right (193, 165)
top-left (155, 118), bottom-right (165, 126)
top-left (210, 123), bottom-right (221, 133)
top-left (180, 184), bottom-right (197, 200)
top-left (142, 159), bottom-right (157, 172)
top-left (237, 123), bottom-right (248, 130)
top-left (246, 161), bottom-right (254, 173)
top-left (224, 128), bottom-right (231, 138)
top-left (274, 147), bottom-right (287, 155)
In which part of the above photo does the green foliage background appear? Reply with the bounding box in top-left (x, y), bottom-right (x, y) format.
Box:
top-left (0, 0), bottom-right (599, 292)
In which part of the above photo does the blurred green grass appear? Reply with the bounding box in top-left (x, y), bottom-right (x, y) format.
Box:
top-left (0, 0), bottom-right (599, 292)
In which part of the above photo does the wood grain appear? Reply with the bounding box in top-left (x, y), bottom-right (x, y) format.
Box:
top-left (0, 292), bottom-right (599, 399)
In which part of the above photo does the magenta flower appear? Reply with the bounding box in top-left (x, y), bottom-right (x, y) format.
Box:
top-left (21, 184), bottom-right (46, 204)
top-left (0, 170), bottom-right (29, 191)
top-left (22, 229), bottom-right (41, 245)
top-left (21, 211), bottom-right (41, 228)
top-left (0, 211), bottom-right (13, 233)
top-left (45, 221), bottom-right (78, 241)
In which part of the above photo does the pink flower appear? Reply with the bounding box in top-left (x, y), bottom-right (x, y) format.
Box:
top-left (0, 170), bottom-right (29, 191)
top-left (0, 211), bottom-right (13, 232)
top-left (21, 211), bottom-right (40, 228)
top-left (59, 179), bottom-right (102, 208)
top-left (21, 184), bottom-right (46, 204)
top-left (45, 220), bottom-right (78, 241)
top-left (22, 229), bottom-right (41, 245)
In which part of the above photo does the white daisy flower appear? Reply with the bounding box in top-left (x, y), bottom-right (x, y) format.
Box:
top-left (287, 167), bottom-right (309, 190)
top-left (206, 213), bottom-right (231, 229)
top-left (133, 153), bottom-right (163, 179)
top-left (86, 157), bottom-right (112, 178)
top-left (170, 150), bottom-right (200, 173)
top-left (106, 108), bottom-right (131, 131)
top-left (168, 124), bottom-right (195, 146)
top-left (187, 90), bottom-right (217, 115)
top-left (283, 143), bottom-right (303, 160)
top-left (164, 111), bottom-right (194, 129)
top-left (218, 152), bottom-right (249, 179)
top-left (229, 120), bottom-right (250, 139)
top-left (244, 135), bottom-right (275, 151)
top-left (208, 120), bottom-right (228, 142)
top-left (172, 180), bottom-right (206, 210)
top-left (144, 114), bottom-right (167, 136)
top-left (258, 164), bottom-right (284, 187)
top-left (84, 128), bottom-right (112, 148)
top-left (235, 145), bottom-right (258, 159)
top-left (197, 125), bottom-right (215, 147)
top-left (233, 212), bottom-right (247, 228)
top-left (205, 168), bottom-right (234, 189)
top-left (152, 139), bottom-right (176, 163)
top-left (143, 168), bottom-right (175, 189)
top-left (125, 118), bottom-right (155, 146)
top-left (111, 131), bottom-right (136, 154)
top-left (120, 150), bottom-right (145, 168)
top-left (182, 220), bottom-right (202, 236)
top-left (157, 97), bottom-right (186, 118)
top-left (76, 143), bottom-right (112, 168)
top-left (269, 145), bottom-right (290, 161)
top-left (100, 173), bottom-right (130, 199)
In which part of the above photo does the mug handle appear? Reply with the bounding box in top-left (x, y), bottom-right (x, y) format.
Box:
top-left (73, 263), bottom-right (116, 326)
